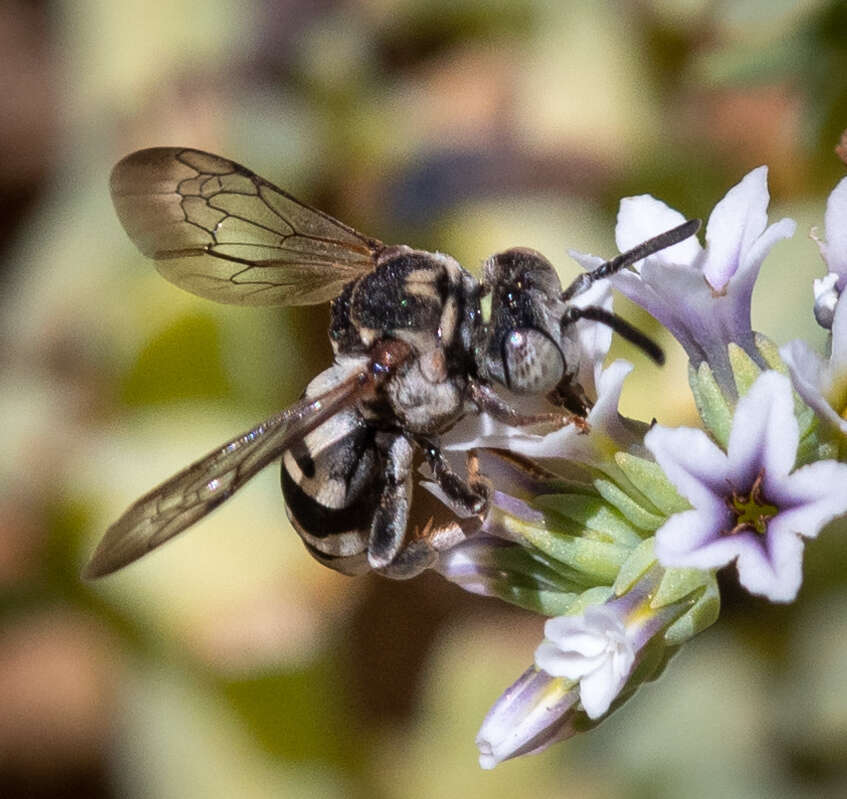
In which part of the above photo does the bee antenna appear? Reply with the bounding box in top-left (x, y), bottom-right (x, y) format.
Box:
top-left (561, 218), bottom-right (701, 301)
top-left (561, 305), bottom-right (665, 365)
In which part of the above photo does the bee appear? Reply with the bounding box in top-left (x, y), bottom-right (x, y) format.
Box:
top-left (83, 148), bottom-right (698, 580)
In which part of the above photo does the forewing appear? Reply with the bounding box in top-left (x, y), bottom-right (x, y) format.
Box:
top-left (110, 147), bottom-right (384, 305)
top-left (83, 368), bottom-right (373, 578)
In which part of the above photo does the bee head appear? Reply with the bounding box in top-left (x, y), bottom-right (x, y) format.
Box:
top-left (480, 248), bottom-right (568, 394)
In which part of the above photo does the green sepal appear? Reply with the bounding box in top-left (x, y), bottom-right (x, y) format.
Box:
top-left (483, 541), bottom-right (593, 594)
top-left (728, 342), bottom-right (763, 398)
top-left (593, 477), bottom-right (665, 532)
top-left (512, 519), bottom-right (629, 583)
top-left (614, 452), bottom-right (689, 516)
top-left (508, 584), bottom-right (615, 622)
top-left (753, 332), bottom-right (783, 372)
top-left (688, 360), bottom-right (732, 447)
top-left (552, 585), bottom-right (615, 617)
top-left (493, 586), bottom-right (581, 616)
top-left (661, 573), bottom-right (720, 645)
top-left (611, 539), bottom-right (720, 645)
top-left (612, 539), bottom-right (657, 596)
top-left (533, 493), bottom-right (643, 548)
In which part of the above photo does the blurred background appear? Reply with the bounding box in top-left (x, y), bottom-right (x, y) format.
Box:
top-left (3, 0), bottom-right (847, 796)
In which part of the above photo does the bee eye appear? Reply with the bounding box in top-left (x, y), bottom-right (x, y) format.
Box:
top-left (501, 328), bottom-right (564, 394)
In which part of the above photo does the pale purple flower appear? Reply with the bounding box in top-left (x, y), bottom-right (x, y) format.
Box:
top-left (535, 604), bottom-right (635, 719)
top-left (476, 666), bottom-right (579, 769)
top-left (573, 167), bottom-right (795, 392)
top-left (812, 177), bottom-right (847, 328)
top-left (781, 293), bottom-right (847, 438)
top-left (646, 371), bottom-right (847, 602)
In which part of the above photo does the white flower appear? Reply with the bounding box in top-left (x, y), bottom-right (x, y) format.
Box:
top-left (646, 371), bottom-right (847, 602)
top-left (535, 605), bottom-right (636, 719)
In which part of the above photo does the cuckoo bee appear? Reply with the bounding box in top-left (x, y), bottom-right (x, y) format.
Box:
top-left (83, 148), bottom-right (699, 580)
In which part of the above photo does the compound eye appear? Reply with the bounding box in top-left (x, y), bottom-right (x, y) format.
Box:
top-left (502, 328), bottom-right (564, 394)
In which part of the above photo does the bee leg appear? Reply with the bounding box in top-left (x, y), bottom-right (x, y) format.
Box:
top-left (421, 439), bottom-right (490, 516)
top-left (367, 433), bottom-right (414, 570)
top-left (546, 376), bottom-right (592, 417)
top-left (467, 379), bottom-right (589, 432)
top-left (375, 516), bottom-right (477, 579)
top-left (375, 538), bottom-right (438, 579)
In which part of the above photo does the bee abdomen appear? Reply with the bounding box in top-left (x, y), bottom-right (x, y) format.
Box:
top-left (281, 407), bottom-right (381, 572)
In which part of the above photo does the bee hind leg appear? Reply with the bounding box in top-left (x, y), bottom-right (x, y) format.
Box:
top-left (367, 433), bottom-right (414, 570)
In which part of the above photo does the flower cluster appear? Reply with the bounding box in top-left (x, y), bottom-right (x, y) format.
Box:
top-left (431, 166), bottom-right (847, 768)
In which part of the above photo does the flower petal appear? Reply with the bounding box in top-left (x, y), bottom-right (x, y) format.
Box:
top-left (730, 216), bottom-right (796, 302)
top-left (644, 425), bottom-right (731, 508)
top-left (535, 640), bottom-right (606, 679)
top-left (767, 459), bottom-right (847, 540)
top-left (701, 166), bottom-right (768, 291)
top-left (780, 338), bottom-right (847, 436)
top-left (726, 371), bottom-right (798, 486)
top-left (734, 526), bottom-right (804, 603)
top-left (615, 195), bottom-right (702, 271)
top-left (813, 272), bottom-right (839, 329)
top-left (476, 667), bottom-right (579, 769)
top-left (654, 508), bottom-right (738, 569)
top-left (829, 289), bottom-right (847, 386)
top-left (579, 653), bottom-right (631, 719)
top-left (822, 176), bottom-right (847, 284)
top-left (443, 361), bottom-right (641, 468)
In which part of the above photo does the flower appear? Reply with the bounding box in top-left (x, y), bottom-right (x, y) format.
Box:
top-left (815, 177), bottom-right (847, 289)
top-left (476, 666), bottom-right (580, 769)
top-left (474, 565), bottom-right (705, 767)
top-left (572, 167), bottom-right (795, 393)
top-left (781, 292), bottom-right (847, 442)
top-left (442, 359), bottom-right (646, 469)
top-left (811, 177), bottom-right (847, 328)
top-left (534, 604), bottom-right (635, 719)
top-left (645, 371), bottom-right (847, 602)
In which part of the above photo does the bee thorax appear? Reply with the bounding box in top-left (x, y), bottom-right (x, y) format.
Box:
top-left (384, 358), bottom-right (465, 433)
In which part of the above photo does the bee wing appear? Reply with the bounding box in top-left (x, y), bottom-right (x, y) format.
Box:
top-left (83, 367), bottom-right (375, 578)
top-left (110, 147), bottom-right (384, 306)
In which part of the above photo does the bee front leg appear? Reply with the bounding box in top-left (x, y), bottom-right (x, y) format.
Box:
top-left (467, 379), bottom-right (589, 432)
top-left (368, 433), bottom-right (414, 570)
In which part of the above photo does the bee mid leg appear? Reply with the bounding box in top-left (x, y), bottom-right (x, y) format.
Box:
top-left (368, 433), bottom-right (415, 570)
top-left (421, 439), bottom-right (490, 517)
